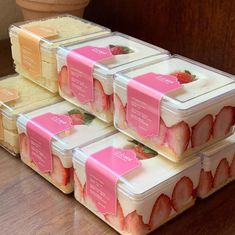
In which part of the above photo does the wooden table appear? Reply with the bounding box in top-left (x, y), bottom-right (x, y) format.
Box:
top-left (1, 39), bottom-right (235, 235)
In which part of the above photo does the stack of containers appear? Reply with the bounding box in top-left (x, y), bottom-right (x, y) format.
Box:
top-left (1, 14), bottom-right (112, 157)
top-left (1, 13), bottom-right (233, 235)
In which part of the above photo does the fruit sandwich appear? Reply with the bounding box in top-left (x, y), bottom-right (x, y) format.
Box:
top-left (56, 32), bottom-right (169, 123)
top-left (16, 101), bottom-right (116, 194)
top-left (9, 14), bottom-right (110, 93)
top-left (72, 132), bottom-right (201, 235)
top-left (0, 74), bottom-right (61, 155)
top-left (198, 134), bottom-right (235, 199)
top-left (114, 55), bottom-right (235, 162)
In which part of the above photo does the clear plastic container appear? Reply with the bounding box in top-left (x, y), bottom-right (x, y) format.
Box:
top-left (114, 55), bottom-right (235, 162)
top-left (197, 134), bottom-right (235, 199)
top-left (73, 132), bottom-right (201, 235)
top-left (0, 74), bottom-right (61, 155)
top-left (17, 101), bottom-right (116, 194)
top-left (57, 32), bottom-right (169, 123)
top-left (9, 14), bottom-right (111, 93)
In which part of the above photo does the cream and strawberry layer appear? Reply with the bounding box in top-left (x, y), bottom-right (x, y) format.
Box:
top-left (57, 33), bottom-right (168, 122)
top-left (198, 135), bottom-right (235, 198)
top-left (10, 16), bottom-right (110, 92)
top-left (73, 133), bottom-right (201, 235)
top-left (0, 75), bottom-right (61, 155)
top-left (17, 101), bottom-right (116, 193)
top-left (114, 56), bottom-right (235, 162)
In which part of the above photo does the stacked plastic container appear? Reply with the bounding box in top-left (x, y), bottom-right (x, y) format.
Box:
top-left (0, 13), bottom-right (232, 235)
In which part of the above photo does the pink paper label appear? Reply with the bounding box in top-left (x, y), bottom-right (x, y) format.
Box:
top-left (127, 73), bottom-right (182, 137)
top-left (26, 113), bottom-right (73, 173)
top-left (67, 46), bottom-right (113, 104)
top-left (85, 146), bottom-right (141, 215)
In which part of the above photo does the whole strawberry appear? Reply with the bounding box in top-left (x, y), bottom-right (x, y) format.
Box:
top-left (171, 70), bottom-right (196, 84)
top-left (128, 139), bottom-right (157, 160)
top-left (109, 44), bottom-right (133, 55)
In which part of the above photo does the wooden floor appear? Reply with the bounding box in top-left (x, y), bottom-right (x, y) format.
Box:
top-left (0, 39), bottom-right (235, 235)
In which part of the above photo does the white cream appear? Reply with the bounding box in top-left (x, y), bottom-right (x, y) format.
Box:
top-left (57, 33), bottom-right (168, 95)
top-left (17, 101), bottom-right (116, 167)
top-left (73, 132), bottom-right (201, 224)
top-left (114, 56), bottom-right (235, 127)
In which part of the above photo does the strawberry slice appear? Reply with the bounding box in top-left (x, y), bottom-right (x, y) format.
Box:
top-left (149, 194), bottom-right (171, 229)
top-left (91, 79), bottom-right (109, 113)
top-left (109, 94), bottom-right (114, 113)
top-left (114, 93), bottom-right (127, 129)
top-left (191, 114), bottom-right (213, 148)
top-left (128, 139), bottom-right (157, 160)
top-left (171, 176), bottom-right (193, 212)
top-left (74, 171), bottom-right (85, 201)
top-left (50, 155), bottom-right (71, 186)
top-left (19, 133), bottom-right (30, 161)
top-left (151, 119), bottom-right (167, 145)
top-left (166, 121), bottom-right (190, 156)
top-left (213, 158), bottom-right (230, 188)
top-left (125, 211), bottom-right (148, 235)
top-left (105, 201), bottom-right (125, 231)
top-left (171, 70), bottom-right (195, 84)
top-left (197, 169), bottom-right (213, 198)
top-left (212, 106), bottom-right (234, 139)
top-left (230, 154), bottom-right (235, 178)
top-left (58, 65), bottom-right (72, 97)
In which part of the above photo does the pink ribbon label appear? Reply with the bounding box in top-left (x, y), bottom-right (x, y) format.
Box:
top-left (85, 146), bottom-right (141, 215)
top-left (26, 113), bottom-right (73, 173)
top-left (127, 73), bottom-right (182, 137)
top-left (67, 46), bottom-right (113, 104)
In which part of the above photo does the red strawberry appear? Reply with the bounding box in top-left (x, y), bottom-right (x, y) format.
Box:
top-left (50, 155), bottom-right (71, 186)
top-left (128, 139), bottom-right (157, 160)
top-left (166, 121), bottom-right (190, 156)
top-left (110, 46), bottom-right (124, 55)
top-left (230, 154), bottom-right (235, 178)
top-left (125, 211), bottom-right (148, 235)
top-left (105, 201), bottom-right (125, 231)
top-left (91, 79), bottom-right (109, 113)
top-left (213, 158), bottom-right (230, 188)
top-left (19, 133), bottom-right (30, 161)
top-left (149, 194), bottom-right (171, 229)
top-left (74, 171), bottom-right (85, 201)
top-left (69, 113), bottom-right (84, 125)
top-left (171, 176), bottom-right (193, 212)
top-left (58, 65), bottom-right (72, 97)
top-left (151, 119), bottom-right (167, 146)
top-left (171, 71), bottom-right (194, 84)
top-left (212, 106), bottom-right (234, 139)
top-left (191, 114), bottom-right (213, 148)
top-left (114, 93), bottom-right (127, 129)
top-left (197, 169), bottom-right (213, 198)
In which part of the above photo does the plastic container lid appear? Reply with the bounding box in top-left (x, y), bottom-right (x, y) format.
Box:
top-left (57, 32), bottom-right (170, 78)
top-left (0, 74), bottom-right (61, 122)
top-left (9, 14), bottom-right (111, 51)
top-left (115, 55), bottom-right (235, 114)
top-left (17, 101), bottom-right (116, 157)
top-left (73, 132), bottom-right (200, 200)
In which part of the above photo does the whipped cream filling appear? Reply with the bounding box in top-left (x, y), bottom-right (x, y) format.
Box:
top-left (73, 133), bottom-right (201, 224)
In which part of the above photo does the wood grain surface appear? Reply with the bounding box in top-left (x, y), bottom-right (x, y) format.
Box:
top-left (85, 0), bottom-right (235, 75)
